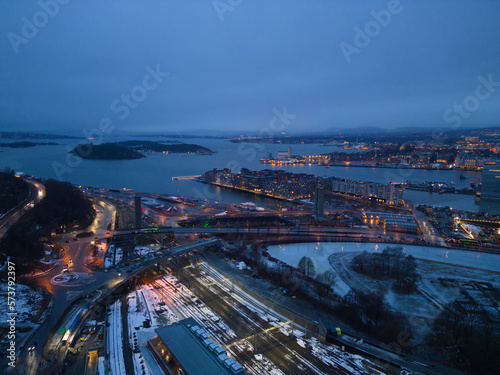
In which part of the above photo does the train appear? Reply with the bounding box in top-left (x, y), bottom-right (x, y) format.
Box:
top-left (62, 304), bottom-right (90, 343)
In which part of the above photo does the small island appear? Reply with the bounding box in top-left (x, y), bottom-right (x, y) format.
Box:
top-left (0, 141), bottom-right (59, 148)
top-left (116, 140), bottom-right (214, 155)
top-left (69, 140), bottom-right (214, 160)
top-left (70, 143), bottom-right (145, 160)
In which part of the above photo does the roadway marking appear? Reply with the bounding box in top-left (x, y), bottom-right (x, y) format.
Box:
top-left (67, 290), bottom-right (83, 301)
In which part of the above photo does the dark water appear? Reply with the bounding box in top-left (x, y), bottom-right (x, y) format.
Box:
top-left (0, 137), bottom-right (480, 210)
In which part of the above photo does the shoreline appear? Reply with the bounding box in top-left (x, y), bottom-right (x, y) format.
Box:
top-left (261, 160), bottom-right (482, 173)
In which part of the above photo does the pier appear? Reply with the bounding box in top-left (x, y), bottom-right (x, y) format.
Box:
top-left (172, 175), bottom-right (202, 180)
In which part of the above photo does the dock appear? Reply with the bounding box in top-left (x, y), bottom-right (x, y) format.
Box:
top-left (172, 175), bottom-right (202, 181)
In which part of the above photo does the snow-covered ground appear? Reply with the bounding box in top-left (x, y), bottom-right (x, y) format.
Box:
top-left (104, 244), bottom-right (123, 268)
top-left (115, 247), bottom-right (123, 264)
top-left (267, 242), bottom-right (500, 273)
top-left (115, 285), bottom-right (181, 375)
top-left (0, 282), bottom-right (44, 325)
top-left (126, 291), bottom-right (153, 375)
top-left (104, 244), bottom-right (115, 268)
top-left (107, 263), bottom-right (398, 374)
top-left (196, 263), bottom-right (389, 375)
top-left (268, 242), bottom-right (500, 345)
top-left (107, 300), bottom-right (126, 375)
top-left (134, 244), bottom-right (161, 257)
top-left (97, 356), bottom-right (105, 375)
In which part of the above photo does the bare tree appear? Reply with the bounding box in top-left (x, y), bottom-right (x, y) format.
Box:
top-left (298, 256), bottom-right (316, 278)
top-left (317, 270), bottom-right (337, 293)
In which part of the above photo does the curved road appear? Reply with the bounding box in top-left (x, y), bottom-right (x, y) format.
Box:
top-left (13, 199), bottom-right (116, 375)
top-left (0, 179), bottom-right (45, 240)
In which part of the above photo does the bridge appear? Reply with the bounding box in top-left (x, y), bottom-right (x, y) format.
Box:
top-left (101, 238), bottom-right (220, 296)
top-left (455, 218), bottom-right (500, 228)
top-left (111, 225), bottom-right (300, 237)
top-left (172, 175), bottom-right (202, 180)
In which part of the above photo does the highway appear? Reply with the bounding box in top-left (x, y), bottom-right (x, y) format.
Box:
top-left (103, 238), bottom-right (221, 291)
top-left (13, 199), bottom-right (116, 375)
top-left (0, 179), bottom-right (45, 240)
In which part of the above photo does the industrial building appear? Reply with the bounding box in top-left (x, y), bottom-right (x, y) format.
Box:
top-left (148, 317), bottom-right (247, 375)
top-left (277, 147), bottom-right (292, 159)
top-left (363, 211), bottom-right (419, 234)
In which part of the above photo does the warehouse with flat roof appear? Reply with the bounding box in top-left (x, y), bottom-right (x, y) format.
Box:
top-left (148, 317), bottom-right (247, 375)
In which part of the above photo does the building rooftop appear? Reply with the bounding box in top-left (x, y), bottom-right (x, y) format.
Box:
top-left (155, 318), bottom-right (246, 375)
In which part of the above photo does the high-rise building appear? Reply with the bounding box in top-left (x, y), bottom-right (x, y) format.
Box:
top-left (481, 161), bottom-right (500, 200)
top-left (135, 195), bottom-right (142, 229)
top-left (314, 187), bottom-right (324, 218)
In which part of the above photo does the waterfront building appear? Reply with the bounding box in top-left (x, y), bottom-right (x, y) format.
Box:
top-left (277, 147), bottom-right (292, 159)
top-left (203, 168), bottom-right (402, 204)
top-left (214, 168), bottom-right (234, 186)
top-left (303, 154), bottom-right (330, 164)
top-left (324, 178), bottom-right (404, 206)
top-left (481, 161), bottom-right (500, 200)
top-left (388, 184), bottom-right (405, 206)
top-left (204, 168), bottom-right (317, 200)
top-left (455, 154), bottom-right (485, 170)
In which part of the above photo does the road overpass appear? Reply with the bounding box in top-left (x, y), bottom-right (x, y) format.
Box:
top-left (455, 217), bottom-right (500, 228)
top-left (112, 225), bottom-right (297, 236)
top-left (86, 238), bottom-right (220, 300)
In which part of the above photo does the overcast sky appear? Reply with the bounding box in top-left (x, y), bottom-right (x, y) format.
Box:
top-left (0, 0), bottom-right (499, 136)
